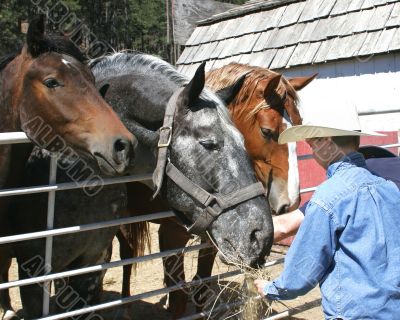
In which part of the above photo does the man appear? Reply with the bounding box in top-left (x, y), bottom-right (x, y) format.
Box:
top-left (273, 146), bottom-right (400, 242)
top-left (254, 105), bottom-right (400, 319)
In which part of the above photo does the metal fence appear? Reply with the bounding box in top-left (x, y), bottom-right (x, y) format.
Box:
top-left (0, 132), bottom-right (398, 320)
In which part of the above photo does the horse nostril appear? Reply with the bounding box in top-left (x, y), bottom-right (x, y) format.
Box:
top-left (277, 204), bottom-right (290, 215)
top-left (250, 229), bottom-right (261, 251)
top-left (114, 138), bottom-right (128, 153)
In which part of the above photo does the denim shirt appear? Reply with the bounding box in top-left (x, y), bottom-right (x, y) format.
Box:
top-left (263, 152), bottom-right (400, 319)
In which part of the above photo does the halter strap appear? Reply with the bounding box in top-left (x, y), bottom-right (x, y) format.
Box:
top-left (152, 88), bottom-right (184, 198)
top-left (152, 87), bottom-right (266, 235)
top-left (166, 161), bottom-right (265, 234)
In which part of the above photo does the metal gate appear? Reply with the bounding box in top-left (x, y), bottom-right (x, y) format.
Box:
top-left (0, 132), bottom-right (398, 320)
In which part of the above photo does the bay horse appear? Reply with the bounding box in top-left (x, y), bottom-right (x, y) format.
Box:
top-left (8, 53), bottom-right (272, 319)
top-left (0, 15), bottom-right (136, 320)
top-left (118, 63), bottom-right (316, 318)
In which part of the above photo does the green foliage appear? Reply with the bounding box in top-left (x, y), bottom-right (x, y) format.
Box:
top-left (0, 0), bottom-right (246, 60)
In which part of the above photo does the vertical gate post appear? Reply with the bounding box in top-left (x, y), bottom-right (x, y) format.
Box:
top-left (42, 154), bottom-right (58, 316)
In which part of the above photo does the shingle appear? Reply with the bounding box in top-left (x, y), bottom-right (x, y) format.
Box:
top-left (241, 13), bottom-right (264, 35)
top-left (234, 15), bottom-right (255, 37)
top-left (251, 49), bottom-right (278, 68)
top-left (374, 27), bottom-right (397, 53)
top-left (176, 46), bottom-right (193, 64)
top-left (313, 38), bottom-right (335, 63)
top-left (217, 20), bottom-right (241, 40)
top-left (358, 30), bottom-right (382, 56)
top-left (218, 38), bottom-right (238, 58)
top-left (311, 17), bottom-right (333, 41)
top-left (194, 42), bottom-right (219, 62)
top-left (268, 24), bottom-right (305, 48)
top-left (238, 53), bottom-right (253, 64)
top-left (287, 43), bottom-right (310, 66)
top-left (361, 0), bottom-right (388, 10)
top-left (367, 4), bottom-right (395, 31)
top-left (386, 2), bottom-right (400, 27)
top-left (256, 6), bottom-right (287, 31)
top-left (212, 40), bottom-right (228, 59)
top-left (185, 27), bottom-right (202, 46)
top-left (347, 0), bottom-right (365, 12)
top-left (253, 29), bottom-right (275, 51)
top-left (208, 21), bottom-right (226, 42)
top-left (301, 41), bottom-right (322, 64)
top-left (237, 33), bottom-right (261, 54)
top-left (330, 0), bottom-right (351, 16)
top-left (205, 24), bottom-right (222, 44)
top-left (194, 26), bottom-right (211, 45)
top-left (278, 1), bottom-right (307, 27)
top-left (388, 28), bottom-right (400, 51)
top-left (324, 34), bottom-right (367, 61)
top-left (340, 11), bottom-right (365, 36)
top-left (298, 20), bottom-right (318, 42)
top-left (270, 45), bottom-right (296, 69)
top-left (299, 0), bottom-right (336, 22)
top-left (185, 46), bottom-right (202, 64)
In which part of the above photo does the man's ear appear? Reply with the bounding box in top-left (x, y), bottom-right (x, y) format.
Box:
top-left (215, 74), bottom-right (247, 105)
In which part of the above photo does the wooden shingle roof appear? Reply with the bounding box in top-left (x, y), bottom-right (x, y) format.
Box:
top-left (177, 0), bottom-right (400, 74)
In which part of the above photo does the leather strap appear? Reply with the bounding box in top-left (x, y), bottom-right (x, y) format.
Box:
top-left (166, 161), bottom-right (265, 234)
top-left (152, 88), bottom-right (184, 198)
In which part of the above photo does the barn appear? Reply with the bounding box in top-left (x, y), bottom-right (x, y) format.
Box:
top-left (176, 0), bottom-right (400, 203)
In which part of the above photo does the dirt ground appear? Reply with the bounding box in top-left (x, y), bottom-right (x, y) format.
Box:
top-left (3, 223), bottom-right (323, 319)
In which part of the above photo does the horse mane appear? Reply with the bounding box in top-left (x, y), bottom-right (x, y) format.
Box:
top-left (0, 34), bottom-right (86, 73)
top-left (206, 63), bottom-right (299, 120)
top-left (90, 52), bottom-right (242, 142)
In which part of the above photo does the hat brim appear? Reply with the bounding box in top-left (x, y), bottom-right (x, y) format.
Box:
top-left (278, 125), bottom-right (385, 144)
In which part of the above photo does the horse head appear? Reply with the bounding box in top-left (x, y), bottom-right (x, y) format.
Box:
top-left (207, 64), bottom-right (316, 214)
top-left (165, 63), bottom-right (273, 267)
top-left (8, 15), bottom-right (136, 175)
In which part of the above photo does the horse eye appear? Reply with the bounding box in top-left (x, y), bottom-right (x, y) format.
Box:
top-left (43, 78), bottom-right (61, 89)
top-left (200, 140), bottom-right (219, 150)
top-left (261, 128), bottom-right (275, 140)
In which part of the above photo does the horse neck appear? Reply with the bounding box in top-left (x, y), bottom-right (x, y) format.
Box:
top-left (0, 52), bottom-right (30, 133)
top-left (0, 51), bottom-right (34, 189)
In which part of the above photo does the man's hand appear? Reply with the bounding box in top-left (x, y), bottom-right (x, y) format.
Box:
top-left (254, 279), bottom-right (269, 296)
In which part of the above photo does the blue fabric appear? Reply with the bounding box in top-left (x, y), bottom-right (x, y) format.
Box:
top-left (264, 152), bottom-right (400, 319)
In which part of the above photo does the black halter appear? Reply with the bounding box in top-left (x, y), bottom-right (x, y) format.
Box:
top-left (152, 88), bottom-right (266, 235)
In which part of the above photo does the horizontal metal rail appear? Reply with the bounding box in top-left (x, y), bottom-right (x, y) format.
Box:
top-left (0, 173), bottom-right (152, 197)
top-left (39, 270), bottom-right (243, 320)
top-left (0, 211), bottom-right (174, 245)
top-left (0, 243), bottom-right (212, 291)
top-left (0, 132), bottom-right (30, 144)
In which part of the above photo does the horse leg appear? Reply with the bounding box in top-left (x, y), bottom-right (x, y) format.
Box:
top-left (17, 258), bottom-right (44, 320)
top-left (116, 230), bottom-right (133, 320)
top-left (192, 238), bottom-right (217, 313)
top-left (0, 255), bottom-right (18, 320)
top-left (54, 246), bottom-right (112, 319)
top-left (159, 218), bottom-right (191, 319)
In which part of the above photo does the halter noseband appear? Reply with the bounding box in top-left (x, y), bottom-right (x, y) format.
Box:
top-left (152, 88), bottom-right (266, 235)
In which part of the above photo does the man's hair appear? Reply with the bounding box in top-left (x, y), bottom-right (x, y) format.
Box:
top-left (331, 136), bottom-right (360, 149)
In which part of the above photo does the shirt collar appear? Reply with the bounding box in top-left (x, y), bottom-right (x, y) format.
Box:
top-left (327, 152), bottom-right (367, 178)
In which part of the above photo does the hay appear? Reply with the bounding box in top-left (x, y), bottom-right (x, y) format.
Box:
top-left (240, 268), bottom-right (273, 320)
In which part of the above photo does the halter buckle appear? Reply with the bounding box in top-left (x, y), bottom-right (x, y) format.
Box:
top-left (158, 126), bottom-right (173, 148)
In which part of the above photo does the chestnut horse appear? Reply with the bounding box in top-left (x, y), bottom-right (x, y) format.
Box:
top-left (118, 64), bottom-right (316, 318)
top-left (0, 16), bottom-right (135, 320)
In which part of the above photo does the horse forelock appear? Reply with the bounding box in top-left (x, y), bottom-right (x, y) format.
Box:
top-left (91, 52), bottom-right (244, 147)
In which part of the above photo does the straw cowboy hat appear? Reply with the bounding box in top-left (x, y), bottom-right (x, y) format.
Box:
top-left (278, 99), bottom-right (384, 144)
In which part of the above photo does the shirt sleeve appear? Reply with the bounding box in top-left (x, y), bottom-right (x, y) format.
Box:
top-left (263, 201), bottom-right (337, 300)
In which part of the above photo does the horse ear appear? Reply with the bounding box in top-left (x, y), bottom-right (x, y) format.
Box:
top-left (27, 14), bottom-right (47, 57)
top-left (99, 84), bottom-right (110, 98)
top-left (179, 62), bottom-right (206, 107)
top-left (215, 74), bottom-right (246, 105)
top-left (264, 74), bottom-right (285, 107)
top-left (288, 73), bottom-right (318, 91)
